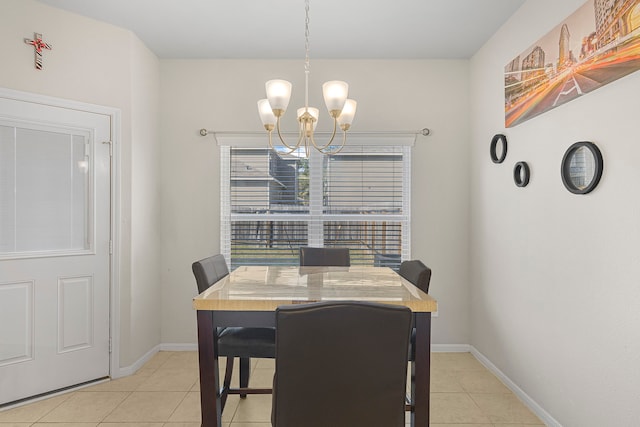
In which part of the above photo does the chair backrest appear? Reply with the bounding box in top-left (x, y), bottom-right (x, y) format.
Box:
top-left (299, 246), bottom-right (351, 266)
top-left (399, 260), bottom-right (432, 293)
top-left (272, 301), bottom-right (411, 427)
top-left (192, 254), bottom-right (230, 293)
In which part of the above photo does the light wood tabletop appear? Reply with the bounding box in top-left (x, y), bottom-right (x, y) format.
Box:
top-left (193, 265), bottom-right (437, 312)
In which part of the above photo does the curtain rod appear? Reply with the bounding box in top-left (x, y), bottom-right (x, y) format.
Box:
top-left (198, 128), bottom-right (431, 138)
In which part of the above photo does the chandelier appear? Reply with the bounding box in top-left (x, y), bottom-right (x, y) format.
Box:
top-left (257, 0), bottom-right (356, 156)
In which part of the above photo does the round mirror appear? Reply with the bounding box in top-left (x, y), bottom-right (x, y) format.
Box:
top-left (513, 161), bottom-right (530, 187)
top-left (490, 134), bottom-right (507, 164)
top-left (561, 141), bottom-right (603, 194)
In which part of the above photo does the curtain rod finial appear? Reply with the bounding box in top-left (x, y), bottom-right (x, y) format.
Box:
top-left (200, 129), bottom-right (209, 136)
top-left (421, 128), bottom-right (430, 136)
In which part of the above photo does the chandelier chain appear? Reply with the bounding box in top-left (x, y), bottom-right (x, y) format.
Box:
top-left (304, 0), bottom-right (310, 74)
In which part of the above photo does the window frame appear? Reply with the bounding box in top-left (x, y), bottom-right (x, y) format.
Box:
top-left (219, 134), bottom-right (413, 270)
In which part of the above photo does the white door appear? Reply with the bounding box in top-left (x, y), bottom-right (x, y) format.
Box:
top-left (0, 96), bottom-right (111, 405)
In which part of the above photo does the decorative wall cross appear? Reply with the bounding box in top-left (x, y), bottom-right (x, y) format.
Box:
top-left (24, 32), bottom-right (52, 70)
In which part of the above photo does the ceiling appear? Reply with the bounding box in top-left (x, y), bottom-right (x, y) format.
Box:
top-left (36, 0), bottom-right (526, 59)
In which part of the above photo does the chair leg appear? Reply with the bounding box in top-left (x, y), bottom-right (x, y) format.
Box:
top-left (239, 357), bottom-right (251, 398)
top-left (221, 357), bottom-right (234, 411)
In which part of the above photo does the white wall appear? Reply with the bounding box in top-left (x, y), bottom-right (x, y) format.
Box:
top-left (159, 59), bottom-right (471, 345)
top-left (0, 0), bottom-right (162, 368)
top-left (470, 1), bottom-right (640, 425)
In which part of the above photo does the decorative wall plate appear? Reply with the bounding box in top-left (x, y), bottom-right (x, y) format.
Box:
top-left (490, 134), bottom-right (507, 164)
top-left (514, 161), bottom-right (530, 187)
top-left (561, 141), bottom-right (603, 194)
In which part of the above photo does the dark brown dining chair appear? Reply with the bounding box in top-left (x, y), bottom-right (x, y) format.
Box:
top-left (192, 254), bottom-right (275, 409)
top-left (399, 259), bottom-right (432, 294)
top-left (399, 259), bottom-right (432, 410)
top-left (299, 246), bottom-right (351, 266)
top-left (272, 301), bottom-right (412, 427)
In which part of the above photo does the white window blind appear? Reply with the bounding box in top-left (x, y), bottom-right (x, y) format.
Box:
top-left (220, 138), bottom-right (411, 270)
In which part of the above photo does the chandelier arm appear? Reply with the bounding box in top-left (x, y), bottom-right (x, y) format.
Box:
top-left (274, 116), bottom-right (303, 152)
top-left (320, 130), bottom-right (348, 155)
top-left (310, 116), bottom-right (339, 151)
top-left (267, 130), bottom-right (298, 155)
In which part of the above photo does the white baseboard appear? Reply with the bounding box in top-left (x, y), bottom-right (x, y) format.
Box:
top-left (160, 343), bottom-right (199, 352)
top-left (114, 345), bottom-right (161, 378)
top-left (431, 343), bottom-right (471, 352)
top-left (469, 346), bottom-right (561, 427)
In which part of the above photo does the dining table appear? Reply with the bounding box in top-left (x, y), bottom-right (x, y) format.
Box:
top-left (192, 265), bottom-right (438, 426)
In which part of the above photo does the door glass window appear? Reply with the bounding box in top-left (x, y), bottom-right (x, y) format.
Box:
top-left (0, 122), bottom-right (92, 256)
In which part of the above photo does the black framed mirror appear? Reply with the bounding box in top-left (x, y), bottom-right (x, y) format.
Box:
top-left (490, 134), bottom-right (507, 164)
top-left (561, 141), bottom-right (603, 194)
top-left (513, 161), bottom-right (530, 187)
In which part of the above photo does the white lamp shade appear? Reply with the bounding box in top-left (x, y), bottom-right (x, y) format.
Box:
top-left (257, 99), bottom-right (277, 126)
top-left (337, 99), bottom-right (357, 127)
top-left (297, 107), bottom-right (319, 131)
top-left (322, 80), bottom-right (348, 112)
top-left (265, 79), bottom-right (292, 112)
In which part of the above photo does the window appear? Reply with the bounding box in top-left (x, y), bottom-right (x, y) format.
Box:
top-left (220, 137), bottom-right (412, 270)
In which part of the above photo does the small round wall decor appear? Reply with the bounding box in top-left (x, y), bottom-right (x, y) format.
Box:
top-left (490, 134), bottom-right (508, 164)
top-left (513, 162), bottom-right (530, 187)
top-left (561, 141), bottom-right (603, 194)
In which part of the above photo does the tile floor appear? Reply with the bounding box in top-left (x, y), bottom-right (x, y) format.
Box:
top-left (0, 351), bottom-right (544, 426)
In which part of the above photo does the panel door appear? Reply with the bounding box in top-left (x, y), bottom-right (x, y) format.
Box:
top-left (0, 96), bottom-right (111, 405)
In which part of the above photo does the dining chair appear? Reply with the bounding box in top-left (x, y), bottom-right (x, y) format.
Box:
top-left (399, 259), bottom-right (432, 411)
top-left (192, 254), bottom-right (275, 409)
top-left (272, 301), bottom-right (412, 427)
top-left (299, 246), bottom-right (351, 266)
top-left (399, 259), bottom-right (432, 294)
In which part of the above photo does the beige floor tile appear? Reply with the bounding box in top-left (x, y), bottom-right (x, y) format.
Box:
top-left (229, 423), bottom-right (271, 427)
top-left (98, 423), bottom-right (163, 427)
top-left (244, 369), bottom-right (274, 389)
top-left (457, 370), bottom-right (511, 394)
top-left (162, 423), bottom-right (201, 427)
top-left (103, 392), bottom-right (186, 423)
top-left (167, 392), bottom-right (200, 423)
top-left (431, 352), bottom-right (486, 371)
top-left (470, 393), bottom-right (542, 424)
top-left (142, 352), bottom-right (175, 371)
top-left (430, 368), bottom-right (465, 392)
top-left (0, 394), bottom-right (73, 423)
top-left (159, 353), bottom-right (199, 372)
top-left (221, 395), bottom-right (240, 423)
top-left (430, 424), bottom-right (493, 427)
top-left (81, 372), bottom-right (154, 393)
top-left (430, 392), bottom-right (491, 424)
top-left (253, 358), bottom-right (275, 370)
top-left (33, 423), bottom-right (98, 426)
top-left (135, 369), bottom-right (198, 392)
top-left (492, 424), bottom-right (545, 427)
top-left (39, 392), bottom-right (129, 423)
top-left (2, 351), bottom-right (546, 427)
top-left (493, 421), bottom-right (545, 427)
top-left (230, 395), bottom-right (272, 423)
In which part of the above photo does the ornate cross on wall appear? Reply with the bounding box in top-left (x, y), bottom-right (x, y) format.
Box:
top-left (24, 32), bottom-right (52, 70)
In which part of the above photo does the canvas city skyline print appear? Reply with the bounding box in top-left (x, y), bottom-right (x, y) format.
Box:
top-left (505, 0), bottom-right (640, 128)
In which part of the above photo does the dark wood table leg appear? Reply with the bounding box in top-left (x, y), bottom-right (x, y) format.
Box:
top-left (197, 310), bottom-right (221, 427)
top-left (412, 312), bottom-right (431, 426)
